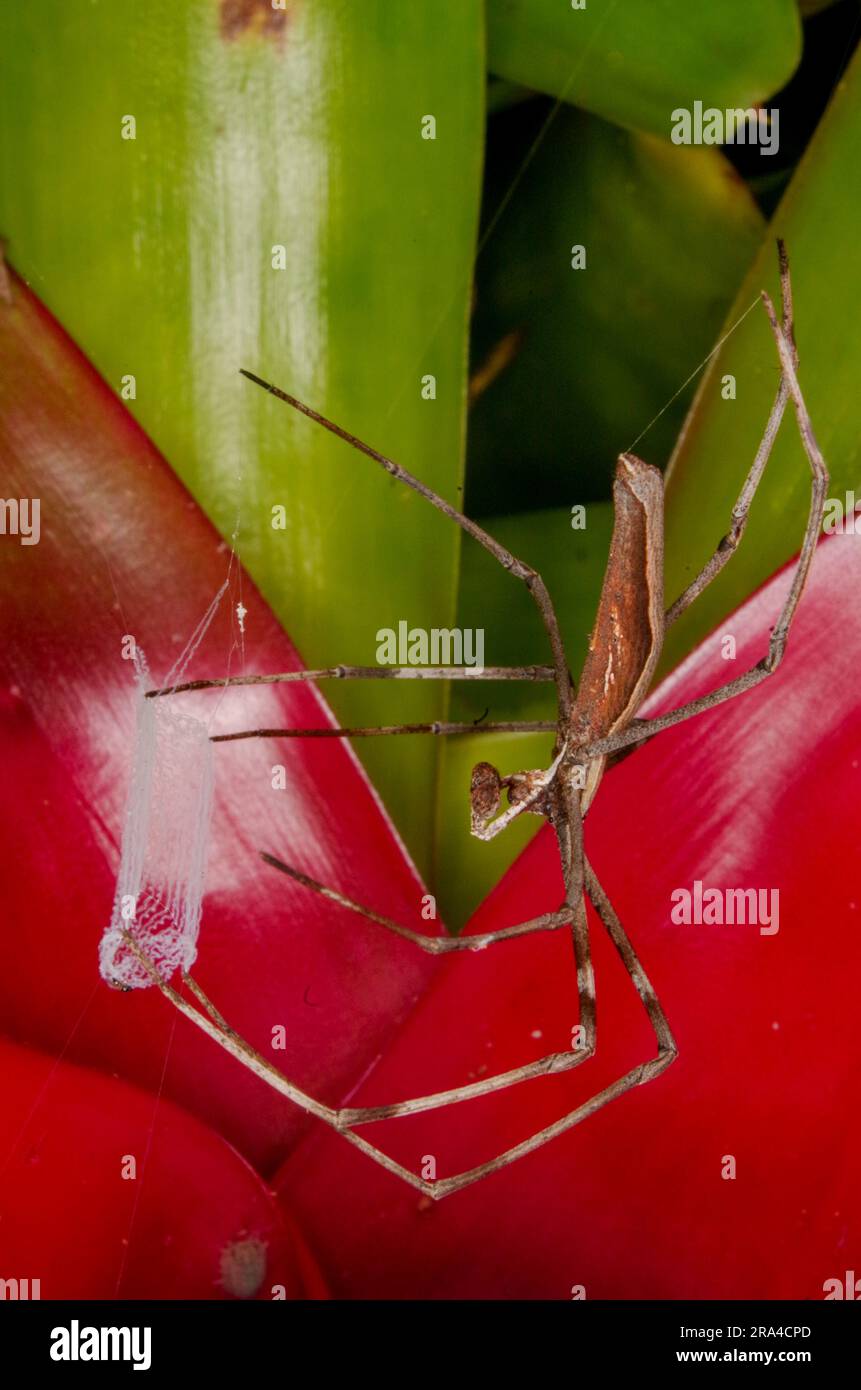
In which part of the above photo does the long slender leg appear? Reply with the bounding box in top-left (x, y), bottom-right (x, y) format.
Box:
top-left (195, 935), bottom-right (594, 1127)
top-left (119, 930), bottom-right (337, 1126)
top-left (372, 795), bottom-right (601, 1124)
top-left (239, 369), bottom-right (573, 723)
top-left (261, 852), bottom-right (570, 955)
top-left (337, 912), bottom-right (595, 1121)
top-left (263, 768), bottom-right (598, 1130)
top-left (121, 932), bottom-right (433, 1196)
top-left (580, 289), bottom-right (829, 767)
top-left (146, 665), bottom-right (555, 699)
top-left (119, 850), bottom-right (672, 1198)
top-left (212, 718), bottom-right (556, 743)
top-left (583, 857), bottom-right (675, 1057)
top-left (429, 1052), bottom-right (674, 1198)
top-left (411, 855), bottom-right (675, 1199)
top-left (666, 240), bottom-right (797, 628)
top-left (143, 928), bottom-right (623, 1200)
top-left (121, 896), bottom-right (596, 1138)
top-left (557, 776), bottom-right (596, 1050)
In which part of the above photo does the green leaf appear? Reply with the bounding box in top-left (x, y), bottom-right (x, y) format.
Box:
top-left (661, 39), bottom-right (861, 676)
top-left (0, 0), bottom-right (484, 883)
top-left (436, 504), bottom-right (613, 922)
top-left (486, 0), bottom-right (801, 139)
top-left (468, 105), bottom-right (765, 515)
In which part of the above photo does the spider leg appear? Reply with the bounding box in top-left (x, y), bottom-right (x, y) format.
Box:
top-left (118, 870), bottom-right (598, 1187)
top-left (579, 275), bottom-right (829, 767)
top-left (260, 851), bottom-right (570, 955)
top-left (389, 854), bottom-right (674, 1200)
top-left (260, 780), bottom-right (597, 1136)
top-left (120, 932), bottom-right (433, 1195)
top-left (121, 842), bottom-right (674, 1198)
top-left (136, 937), bottom-right (589, 1198)
top-left (665, 239), bottom-right (797, 629)
top-left (239, 369), bottom-right (573, 724)
top-left (249, 762), bottom-right (595, 1125)
top-left (146, 665), bottom-right (555, 699)
top-left (183, 900), bottom-right (596, 1127)
top-left (336, 901), bottom-right (594, 1121)
top-left (582, 856), bottom-right (675, 1056)
top-left (212, 719), bottom-right (556, 743)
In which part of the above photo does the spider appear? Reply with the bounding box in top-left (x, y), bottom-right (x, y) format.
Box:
top-left (131, 243), bottom-right (828, 1199)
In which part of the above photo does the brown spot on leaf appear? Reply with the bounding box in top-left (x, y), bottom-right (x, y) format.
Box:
top-left (219, 0), bottom-right (291, 42)
top-left (220, 1234), bottom-right (267, 1298)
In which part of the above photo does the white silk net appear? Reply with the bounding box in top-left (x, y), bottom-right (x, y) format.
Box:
top-left (99, 653), bottom-right (215, 989)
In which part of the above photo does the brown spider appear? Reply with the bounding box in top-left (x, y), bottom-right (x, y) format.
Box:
top-left (133, 243), bottom-right (828, 1199)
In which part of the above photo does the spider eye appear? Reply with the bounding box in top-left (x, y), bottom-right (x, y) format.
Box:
top-left (470, 761), bottom-right (502, 820)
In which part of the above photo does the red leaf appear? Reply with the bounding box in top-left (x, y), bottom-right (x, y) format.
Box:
top-left (0, 275), bottom-right (439, 1176)
top-left (0, 1036), bottom-right (326, 1298)
top-left (272, 531), bottom-right (861, 1299)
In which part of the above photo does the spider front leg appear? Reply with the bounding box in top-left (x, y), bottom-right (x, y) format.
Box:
top-left (239, 368), bottom-right (574, 725)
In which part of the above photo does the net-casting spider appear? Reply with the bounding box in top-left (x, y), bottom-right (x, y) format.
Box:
top-left (133, 244), bottom-right (828, 1199)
